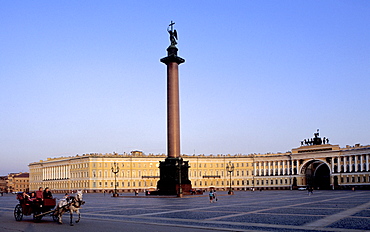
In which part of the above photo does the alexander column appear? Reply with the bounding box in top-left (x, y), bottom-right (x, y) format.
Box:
top-left (156, 21), bottom-right (191, 196)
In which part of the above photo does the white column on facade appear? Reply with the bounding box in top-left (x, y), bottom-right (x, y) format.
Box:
top-left (258, 162), bottom-right (261, 175)
top-left (354, 155), bottom-right (358, 172)
top-left (263, 162), bottom-right (266, 176)
top-left (282, 161), bottom-right (285, 175)
top-left (366, 154), bottom-right (369, 171)
top-left (277, 161), bottom-right (280, 175)
top-left (343, 156), bottom-right (347, 172)
top-left (254, 162), bottom-right (257, 176)
top-left (291, 160), bottom-right (294, 174)
top-left (331, 157), bottom-right (335, 173)
top-left (287, 161), bottom-right (290, 175)
top-left (268, 162), bottom-right (271, 176)
top-left (260, 162), bottom-right (263, 175)
top-left (349, 156), bottom-right (352, 172)
top-left (273, 161), bottom-right (276, 176)
top-left (360, 155), bottom-right (363, 171)
top-left (338, 157), bottom-right (341, 172)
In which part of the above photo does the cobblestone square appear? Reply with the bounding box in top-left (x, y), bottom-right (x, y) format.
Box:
top-left (1, 190), bottom-right (369, 231)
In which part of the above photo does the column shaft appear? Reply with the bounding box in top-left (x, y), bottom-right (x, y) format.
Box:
top-left (167, 62), bottom-right (180, 158)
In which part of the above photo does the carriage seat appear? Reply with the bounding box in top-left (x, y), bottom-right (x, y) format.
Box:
top-left (44, 198), bottom-right (56, 207)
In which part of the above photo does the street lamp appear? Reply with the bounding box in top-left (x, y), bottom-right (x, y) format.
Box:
top-left (226, 161), bottom-right (234, 195)
top-left (111, 162), bottom-right (120, 197)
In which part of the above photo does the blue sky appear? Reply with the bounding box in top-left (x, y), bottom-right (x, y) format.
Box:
top-left (1, 1), bottom-right (369, 175)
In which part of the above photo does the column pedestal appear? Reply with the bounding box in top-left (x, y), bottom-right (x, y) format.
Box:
top-left (154, 157), bottom-right (192, 195)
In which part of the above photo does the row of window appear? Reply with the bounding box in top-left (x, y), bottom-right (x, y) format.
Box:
top-left (333, 164), bottom-right (369, 173)
top-left (338, 176), bottom-right (370, 183)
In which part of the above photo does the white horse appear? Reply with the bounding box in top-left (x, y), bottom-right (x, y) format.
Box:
top-left (56, 190), bottom-right (85, 226)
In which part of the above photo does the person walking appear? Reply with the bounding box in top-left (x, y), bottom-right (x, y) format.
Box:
top-left (209, 190), bottom-right (214, 203)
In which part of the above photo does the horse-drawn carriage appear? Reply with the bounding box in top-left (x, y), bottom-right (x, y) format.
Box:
top-left (14, 192), bottom-right (58, 222)
top-left (14, 190), bottom-right (85, 225)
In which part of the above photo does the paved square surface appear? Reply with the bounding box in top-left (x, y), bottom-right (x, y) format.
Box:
top-left (1, 190), bottom-right (369, 231)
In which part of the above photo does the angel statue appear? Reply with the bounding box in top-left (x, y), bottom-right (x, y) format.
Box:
top-left (167, 21), bottom-right (178, 46)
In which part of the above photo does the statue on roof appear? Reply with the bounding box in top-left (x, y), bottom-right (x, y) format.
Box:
top-left (301, 129), bottom-right (330, 146)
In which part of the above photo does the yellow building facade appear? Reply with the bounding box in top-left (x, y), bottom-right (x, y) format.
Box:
top-left (29, 144), bottom-right (370, 193)
top-left (6, 172), bottom-right (29, 193)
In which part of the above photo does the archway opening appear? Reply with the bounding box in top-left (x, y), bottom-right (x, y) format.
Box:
top-left (304, 161), bottom-right (331, 189)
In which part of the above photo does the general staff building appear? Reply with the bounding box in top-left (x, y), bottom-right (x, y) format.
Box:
top-left (29, 143), bottom-right (370, 193)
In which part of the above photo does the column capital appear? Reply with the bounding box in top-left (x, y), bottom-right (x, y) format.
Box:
top-left (160, 46), bottom-right (185, 65)
top-left (160, 54), bottom-right (185, 65)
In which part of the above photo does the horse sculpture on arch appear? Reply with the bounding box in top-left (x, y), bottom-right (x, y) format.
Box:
top-left (55, 190), bottom-right (85, 226)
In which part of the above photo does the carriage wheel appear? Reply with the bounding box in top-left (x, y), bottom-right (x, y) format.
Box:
top-left (14, 204), bottom-right (23, 221)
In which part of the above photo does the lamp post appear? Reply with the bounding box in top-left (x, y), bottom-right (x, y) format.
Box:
top-left (111, 162), bottom-right (120, 197)
top-left (226, 161), bottom-right (234, 195)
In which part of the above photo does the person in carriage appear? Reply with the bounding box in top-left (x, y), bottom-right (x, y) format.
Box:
top-left (43, 187), bottom-right (53, 199)
top-left (29, 192), bottom-right (36, 201)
